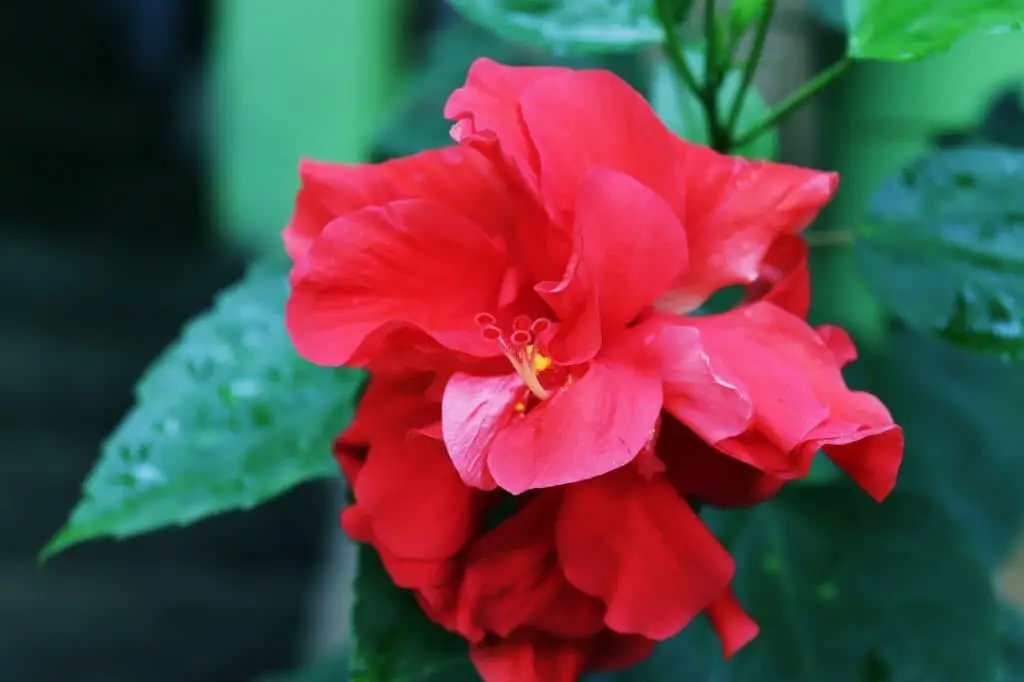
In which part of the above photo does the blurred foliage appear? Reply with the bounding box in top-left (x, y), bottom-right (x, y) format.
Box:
top-left (43, 263), bottom-right (363, 559)
top-left (863, 328), bottom-right (1024, 568)
top-left (813, 0), bottom-right (1024, 60)
top-left (211, 0), bottom-right (404, 256)
top-left (447, 0), bottom-right (663, 53)
top-left (855, 148), bottom-right (1024, 360)
top-left (650, 49), bottom-right (777, 160)
top-left (349, 547), bottom-right (478, 682)
top-left (621, 485), bottom-right (997, 682)
top-left (845, 0), bottom-right (1024, 60)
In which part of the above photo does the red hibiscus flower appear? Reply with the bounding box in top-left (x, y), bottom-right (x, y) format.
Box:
top-left (284, 57), bottom-right (905, 682)
top-left (337, 376), bottom-right (759, 682)
top-left (286, 59), bottom-right (901, 500)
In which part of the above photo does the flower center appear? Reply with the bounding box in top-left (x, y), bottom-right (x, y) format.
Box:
top-left (475, 313), bottom-right (554, 401)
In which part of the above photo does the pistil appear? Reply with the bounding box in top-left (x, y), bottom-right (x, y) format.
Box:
top-left (475, 313), bottom-right (554, 401)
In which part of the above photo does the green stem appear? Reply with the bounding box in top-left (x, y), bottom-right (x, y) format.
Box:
top-left (726, 0), bottom-right (775, 133)
top-left (704, 0), bottom-right (720, 94)
top-left (734, 57), bottom-right (851, 148)
top-left (654, 0), bottom-right (701, 97)
top-left (702, 0), bottom-right (729, 151)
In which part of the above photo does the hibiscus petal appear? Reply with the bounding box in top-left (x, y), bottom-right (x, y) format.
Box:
top-left (446, 60), bottom-right (576, 284)
top-left (658, 415), bottom-right (785, 508)
top-left (572, 168), bottom-right (689, 330)
top-left (445, 58), bottom-right (571, 192)
top-left (530, 580), bottom-right (608, 640)
top-left (443, 60), bottom-right (837, 314)
top-left (535, 239), bottom-right (603, 365)
top-left (666, 161), bottom-right (838, 310)
top-left (458, 492), bottom-right (604, 639)
top-left (333, 440), bottom-right (366, 486)
top-left (340, 372), bottom-right (437, 446)
top-left (588, 632), bottom-right (657, 672)
top-left (486, 361), bottom-right (663, 494)
top-left (416, 580), bottom-right (471, 637)
top-left (354, 431), bottom-right (480, 560)
top-left (340, 506), bottom-right (372, 544)
top-left (689, 304), bottom-right (830, 455)
top-left (379, 550), bottom-right (455, 591)
top-left (287, 199), bottom-right (508, 366)
top-left (284, 145), bottom-right (506, 261)
top-left (816, 324), bottom-right (858, 367)
top-left (609, 316), bottom-right (753, 444)
top-left (696, 302), bottom-right (902, 493)
top-left (470, 631), bottom-right (590, 682)
top-left (706, 589), bottom-right (759, 658)
top-left (810, 391), bottom-right (904, 501)
top-left (516, 68), bottom-right (689, 217)
top-left (556, 469), bottom-right (734, 640)
top-left (442, 372), bottom-right (523, 489)
top-left (342, 516), bottom-right (455, 590)
top-left (746, 234), bottom-right (810, 318)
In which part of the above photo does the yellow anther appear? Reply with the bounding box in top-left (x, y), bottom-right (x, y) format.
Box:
top-left (526, 344), bottom-right (552, 373)
top-left (532, 353), bottom-right (552, 373)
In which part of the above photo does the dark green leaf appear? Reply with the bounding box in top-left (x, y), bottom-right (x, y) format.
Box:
top-left (846, 0), bottom-right (1024, 61)
top-left (42, 263), bottom-right (363, 559)
top-left (854, 147), bottom-right (1024, 360)
top-left (446, 0), bottom-right (663, 53)
top-left (621, 484), bottom-right (998, 681)
top-left (661, 0), bottom-right (696, 25)
top-left (1001, 606), bottom-right (1024, 682)
top-left (982, 82), bottom-right (1024, 150)
top-left (650, 52), bottom-right (778, 160)
top-left (350, 544), bottom-right (478, 681)
top-left (258, 652), bottom-right (348, 682)
top-left (865, 328), bottom-right (1024, 567)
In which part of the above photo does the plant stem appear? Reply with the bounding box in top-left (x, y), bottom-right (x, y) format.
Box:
top-left (734, 57), bottom-right (851, 148)
top-left (655, 0), bottom-right (701, 97)
top-left (726, 0), bottom-right (775, 133)
top-left (702, 0), bottom-right (730, 151)
top-left (704, 0), bottom-right (720, 94)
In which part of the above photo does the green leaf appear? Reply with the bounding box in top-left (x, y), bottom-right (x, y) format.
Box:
top-left (41, 263), bottom-right (363, 559)
top-left (650, 52), bottom-right (778, 160)
top-left (621, 483), bottom-right (999, 681)
top-left (865, 328), bottom-right (1024, 567)
top-left (854, 147), bottom-right (1024, 360)
top-left (1001, 606), bottom-right (1024, 682)
top-left (728, 0), bottom-right (767, 41)
top-left (661, 0), bottom-right (696, 25)
top-left (446, 0), bottom-right (663, 53)
top-left (258, 652), bottom-right (348, 682)
top-left (350, 544), bottom-right (478, 681)
top-left (846, 0), bottom-right (1024, 61)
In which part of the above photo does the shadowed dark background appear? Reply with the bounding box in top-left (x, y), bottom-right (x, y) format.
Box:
top-left (1, 1), bottom-right (323, 680)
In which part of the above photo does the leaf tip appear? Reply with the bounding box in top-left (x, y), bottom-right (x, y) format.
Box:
top-left (37, 527), bottom-right (75, 564)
